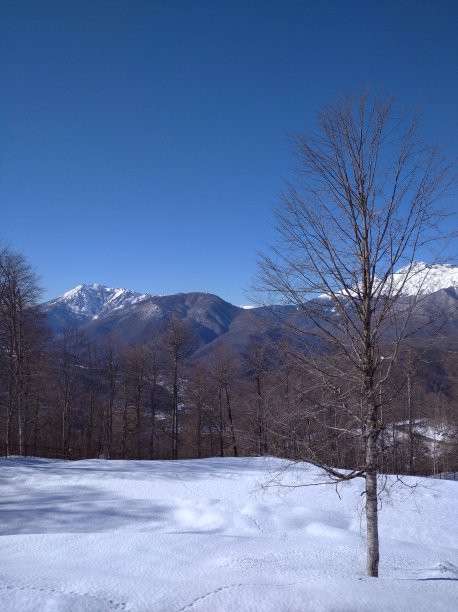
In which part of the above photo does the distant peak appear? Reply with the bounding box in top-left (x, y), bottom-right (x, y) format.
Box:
top-left (392, 261), bottom-right (458, 296)
top-left (62, 283), bottom-right (107, 298)
top-left (52, 284), bottom-right (152, 319)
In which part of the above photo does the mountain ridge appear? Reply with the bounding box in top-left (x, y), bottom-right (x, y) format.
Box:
top-left (40, 262), bottom-right (458, 359)
top-left (44, 261), bottom-right (458, 318)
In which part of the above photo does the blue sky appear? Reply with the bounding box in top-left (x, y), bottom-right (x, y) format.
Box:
top-left (1, 0), bottom-right (457, 305)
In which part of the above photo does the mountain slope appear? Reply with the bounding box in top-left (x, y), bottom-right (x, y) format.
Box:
top-left (41, 262), bottom-right (458, 358)
top-left (78, 291), bottom-right (244, 349)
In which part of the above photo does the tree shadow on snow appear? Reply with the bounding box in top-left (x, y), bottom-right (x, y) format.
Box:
top-left (0, 481), bottom-right (175, 535)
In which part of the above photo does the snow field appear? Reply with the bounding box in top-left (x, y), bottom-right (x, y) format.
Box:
top-left (0, 456), bottom-right (457, 611)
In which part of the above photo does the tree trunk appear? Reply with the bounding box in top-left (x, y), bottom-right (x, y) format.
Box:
top-left (366, 401), bottom-right (380, 577)
top-left (196, 400), bottom-right (202, 459)
top-left (171, 353), bottom-right (178, 460)
top-left (365, 466), bottom-right (379, 577)
top-left (218, 388), bottom-right (224, 457)
top-left (150, 388), bottom-right (156, 460)
top-left (224, 384), bottom-right (238, 457)
top-left (122, 390), bottom-right (128, 459)
top-left (407, 364), bottom-right (414, 475)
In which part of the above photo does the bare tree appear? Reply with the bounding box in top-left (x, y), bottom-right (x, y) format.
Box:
top-left (102, 335), bottom-right (119, 459)
top-left (57, 328), bottom-right (84, 457)
top-left (0, 248), bottom-right (43, 456)
top-left (163, 315), bottom-right (188, 460)
top-left (186, 364), bottom-right (212, 458)
top-left (119, 345), bottom-right (147, 458)
top-left (212, 351), bottom-right (239, 457)
top-left (245, 339), bottom-right (270, 455)
top-left (144, 339), bottom-right (160, 460)
top-left (82, 341), bottom-right (103, 458)
top-left (257, 92), bottom-right (452, 577)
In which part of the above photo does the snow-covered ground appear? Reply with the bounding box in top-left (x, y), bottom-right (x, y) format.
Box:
top-left (1, 457), bottom-right (457, 611)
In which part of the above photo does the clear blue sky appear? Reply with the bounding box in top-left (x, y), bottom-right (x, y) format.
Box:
top-left (1, 0), bottom-right (457, 305)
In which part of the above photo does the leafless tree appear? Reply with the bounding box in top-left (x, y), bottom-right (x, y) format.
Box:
top-left (102, 335), bottom-right (119, 459)
top-left (257, 91), bottom-right (453, 577)
top-left (0, 248), bottom-right (43, 456)
top-left (186, 364), bottom-right (212, 458)
top-left (144, 338), bottom-right (160, 459)
top-left (163, 315), bottom-right (188, 459)
top-left (57, 327), bottom-right (84, 457)
top-left (82, 341), bottom-right (103, 458)
top-left (212, 351), bottom-right (239, 457)
top-left (119, 345), bottom-right (147, 458)
top-left (244, 339), bottom-right (270, 455)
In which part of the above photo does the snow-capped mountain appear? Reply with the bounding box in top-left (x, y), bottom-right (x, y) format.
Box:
top-left (390, 262), bottom-right (458, 296)
top-left (41, 262), bottom-right (458, 353)
top-left (42, 284), bottom-right (152, 334)
top-left (321, 262), bottom-right (458, 301)
top-left (42, 284), bottom-right (246, 345)
top-left (58, 284), bottom-right (151, 319)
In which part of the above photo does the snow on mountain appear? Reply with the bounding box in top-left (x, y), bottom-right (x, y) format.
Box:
top-left (320, 262), bottom-right (458, 301)
top-left (45, 283), bottom-right (152, 320)
top-left (390, 262), bottom-right (458, 296)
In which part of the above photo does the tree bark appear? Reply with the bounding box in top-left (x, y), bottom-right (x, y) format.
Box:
top-left (365, 467), bottom-right (379, 577)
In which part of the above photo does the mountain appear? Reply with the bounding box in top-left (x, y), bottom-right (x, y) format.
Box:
top-left (389, 262), bottom-right (458, 296)
top-left (41, 283), bottom-right (151, 335)
top-left (78, 291), bottom-right (245, 349)
top-left (41, 262), bottom-right (458, 360)
top-left (328, 262), bottom-right (458, 300)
